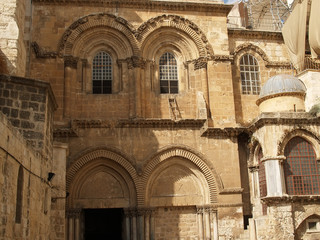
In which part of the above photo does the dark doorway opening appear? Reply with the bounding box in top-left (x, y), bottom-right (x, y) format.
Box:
top-left (84, 208), bottom-right (123, 240)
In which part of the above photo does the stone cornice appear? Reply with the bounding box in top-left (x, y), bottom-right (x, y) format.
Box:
top-left (32, 0), bottom-right (232, 14)
top-left (201, 113), bottom-right (320, 138)
top-left (71, 118), bottom-right (206, 129)
top-left (249, 112), bottom-right (320, 131)
top-left (201, 126), bottom-right (249, 138)
top-left (256, 92), bottom-right (306, 106)
top-left (219, 188), bottom-right (243, 195)
top-left (262, 195), bottom-right (320, 205)
top-left (228, 28), bottom-right (284, 41)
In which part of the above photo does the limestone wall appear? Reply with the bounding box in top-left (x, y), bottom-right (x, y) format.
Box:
top-left (0, 74), bottom-right (57, 157)
top-left (0, 112), bottom-right (52, 240)
top-left (0, 0), bottom-right (28, 76)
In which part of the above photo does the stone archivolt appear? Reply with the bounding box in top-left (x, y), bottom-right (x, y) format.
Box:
top-left (52, 13), bottom-right (214, 70)
top-left (232, 42), bottom-right (291, 68)
top-left (67, 146), bottom-right (221, 207)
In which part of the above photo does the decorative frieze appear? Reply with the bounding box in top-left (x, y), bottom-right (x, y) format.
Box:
top-left (31, 42), bottom-right (57, 58)
top-left (219, 188), bottom-right (244, 195)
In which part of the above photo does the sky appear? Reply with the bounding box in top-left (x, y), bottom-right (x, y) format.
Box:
top-left (224, 0), bottom-right (239, 4)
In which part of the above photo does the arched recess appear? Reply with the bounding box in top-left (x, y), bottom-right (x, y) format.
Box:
top-left (141, 147), bottom-right (222, 205)
top-left (57, 13), bottom-right (139, 57)
top-left (67, 149), bottom-right (140, 209)
top-left (138, 14), bottom-right (214, 60)
top-left (232, 43), bottom-right (270, 66)
top-left (248, 137), bottom-right (264, 167)
top-left (277, 128), bottom-right (320, 159)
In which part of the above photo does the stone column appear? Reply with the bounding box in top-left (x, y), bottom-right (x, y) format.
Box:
top-left (74, 209), bottom-right (81, 240)
top-left (211, 209), bottom-right (218, 240)
top-left (196, 207), bottom-right (204, 239)
top-left (124, 209), bottom-right (131, 240)
top-left (263, 156), bottom-right (286, 196)
top-left (204, 207), bottom-right (211, 240)
top-left (66, 209), bottom-right (81, 240)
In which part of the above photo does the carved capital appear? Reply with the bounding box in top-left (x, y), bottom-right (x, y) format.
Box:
top-left (66, 208), bottom-right (82, 218)
top-left (126, 56), bottom-right (146, 69)
top-left (64, 56), bottom-right (79, 69)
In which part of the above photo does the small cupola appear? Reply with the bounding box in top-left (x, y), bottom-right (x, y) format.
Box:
top-left (256, 74), bottom-right (306, 113)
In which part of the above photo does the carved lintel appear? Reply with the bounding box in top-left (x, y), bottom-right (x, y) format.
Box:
top-left (196, 205), bottom-right (217, 213)
top-left (64, 55), bottom-right (79, 69)
top-left (32, 42), bottom-right (57, 59)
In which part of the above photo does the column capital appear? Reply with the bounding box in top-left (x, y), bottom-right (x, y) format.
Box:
top-left (261, 155), bottom-right (286, 163)
top-left (66, 208), bottom-right (82, 218)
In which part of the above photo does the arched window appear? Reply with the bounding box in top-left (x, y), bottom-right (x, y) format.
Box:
top-left (257, 147), bottom-right (267, 215)
top-left (92, 51), bottom-right (112, 94)
top-left (240, 54), bottom-right (261, 95)
top-left (284, 137), bottom-right (320, 195)
top-left (15, 165), bottom-right (23, 223)
top-left (159, 52), bottom-right (178, 94)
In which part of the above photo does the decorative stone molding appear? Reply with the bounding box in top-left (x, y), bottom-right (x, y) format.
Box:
top-left (197, 205), bottom-right (217, 213)
top-left (228, 29), bottom-right (284, 41)
top-left (201, 127), bottom-right (249, 138)
top-left (262, 195), bottom-right (320, 205)
top-left (32, 0), bottom-right (232, 14)
top-left (31, 42), bottom-right (57, 58)
top-left (256, 92), bottom-right (306, 106)
top-left (126, 56), bottom-right (146, 69)
top-left (187, 57), bottom-right (208, 70)
top-left (66, 148), bottom-right (140, 203)
top-left (260, 155), bottom-right (286, 163)
top-left (135, 14), bottom-right (214, 59)
top-left (210, 54), bottom-right (234, 62)
top-left (277, 127), bottom-right (320, 156)
top-left (57, 13), bottom-right (139, 58)
top-left (64, 56), bottom-right (79, 69)
top-left (219, 188), bottom-right (244, 195)
top-left (141, 146), bottom-right (222, 204)
top-left (53, 127), bottom-right (78, 138)
top-left (231, 42), bottom-right (291, 69)
top-left (70, 119), bottom-right (206, 129)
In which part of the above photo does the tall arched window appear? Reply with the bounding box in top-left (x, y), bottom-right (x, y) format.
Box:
top-left (92, 51), bottom-right (112, 94)
top-left (240, 54), bottom-right (261, 95)
top-left (15, 165), bottom-right (23, 223)
top-left (159, 52), bottom-right (178, 94)
top-left (284, 137), bottom-right (320, 195)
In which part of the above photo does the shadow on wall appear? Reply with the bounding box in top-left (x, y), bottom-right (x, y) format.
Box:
top-left (0, 49), bottom-right (12, 74)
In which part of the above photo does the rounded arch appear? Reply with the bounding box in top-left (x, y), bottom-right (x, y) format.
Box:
top-left (57, 13), bottom-right (139, 57)
top-left (277, 128), bottom-right (320, 159)
top-left (138, 15), bottom-right (214, 59)
top-left (249, 137), bottom-right (264, 166)
top-left (141, 146), bottom-right (222, 205)
top-left (295, 210), bottom-right (320, 231)
top-left (232, 43), bottom-right (269, 66)
top-left (67, 148), bottom-right (140, 208)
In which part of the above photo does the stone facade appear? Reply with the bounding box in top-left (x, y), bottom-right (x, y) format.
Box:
top-left (0, 0), bottom-right (320, 240)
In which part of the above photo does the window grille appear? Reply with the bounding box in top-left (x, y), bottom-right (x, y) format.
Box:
top-left (284, 137), bottom-right (320, 195)
top-left (257, 147), bottom-right (267, 215)
top-left (159, 52), bottom-right (178, 94)
top-left (240, 54), bottom-right (261, 95)
top-left (92, 51), bottom-right (112, 94)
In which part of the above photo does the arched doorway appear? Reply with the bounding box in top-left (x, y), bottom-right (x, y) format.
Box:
top-left (66, 150), bottom-right (138, 240)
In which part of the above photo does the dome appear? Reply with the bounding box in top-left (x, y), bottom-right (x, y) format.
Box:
top-left (259, 74), bottom-right (306, 99)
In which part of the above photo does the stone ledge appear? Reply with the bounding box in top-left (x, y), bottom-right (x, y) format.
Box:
top-left (262, 195), bottom-right (320, 205)
top-left (32, 0), bottom-right (232, 14)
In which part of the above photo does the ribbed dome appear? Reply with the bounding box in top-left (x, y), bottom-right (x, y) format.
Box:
top-left (259, 74), bottom-right (306, 99)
